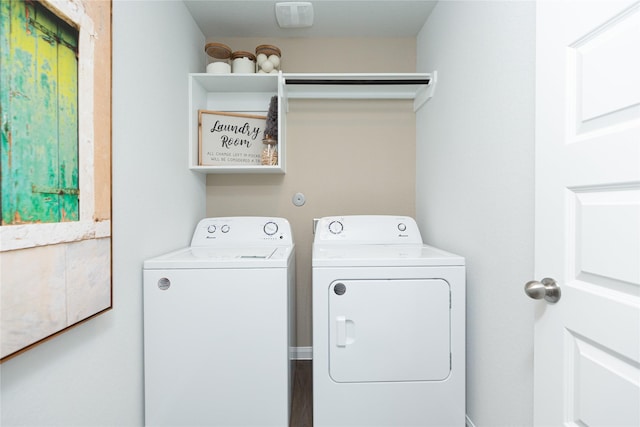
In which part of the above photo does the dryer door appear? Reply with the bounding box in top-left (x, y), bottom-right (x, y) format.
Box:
top-left (328, 278), bottom-right (450, 383)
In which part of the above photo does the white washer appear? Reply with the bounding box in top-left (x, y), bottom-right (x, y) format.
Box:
top-left (312, 215), bottom-right (465, 426)
top-left (143, 217), bottom-right (295, 427)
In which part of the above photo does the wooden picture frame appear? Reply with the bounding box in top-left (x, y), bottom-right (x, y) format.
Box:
top-left (198, 110), bottom-right (267, 166)
top-left (0, 0), bottom-right (112, 362)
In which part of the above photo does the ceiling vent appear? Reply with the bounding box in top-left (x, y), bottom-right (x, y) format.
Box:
top-left (275, 2), bottom-right (314, 28)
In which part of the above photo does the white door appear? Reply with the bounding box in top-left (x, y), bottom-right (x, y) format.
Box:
top-left (533, 1), bottom-right (640, 425)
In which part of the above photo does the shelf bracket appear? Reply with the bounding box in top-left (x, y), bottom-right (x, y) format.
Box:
top-left (413, 70), bottom-right (437, 112)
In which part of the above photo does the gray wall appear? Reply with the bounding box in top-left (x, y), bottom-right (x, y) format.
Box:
top-left (416, 1), bottom-right (536, 426)
top-left (0, 1), bottom-right (205, 425)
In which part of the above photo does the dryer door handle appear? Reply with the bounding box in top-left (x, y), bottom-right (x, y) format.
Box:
top-left (336, 316), bottom-right (347, 347)
top-left (336, 316), bottom-right (356, 347)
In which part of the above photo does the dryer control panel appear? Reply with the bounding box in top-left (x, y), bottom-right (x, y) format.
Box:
top-left (315, 215), bottom-right (423, 245)
top-left (191, 217), bottom-right (293, 246)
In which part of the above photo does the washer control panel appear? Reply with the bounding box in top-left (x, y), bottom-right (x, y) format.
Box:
top-left (191, 217), bottom-right (292, 246)
top-left (315, 215), bottom-right (423, 245)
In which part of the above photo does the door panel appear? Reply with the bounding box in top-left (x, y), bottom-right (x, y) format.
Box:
top-left (567, 330), bottom-right (639, 426)
top-left (534, 1), bottom-right (640, 425)
top-left (572, 189), bottom-right (640, 290)
top-left (575, 5), bottom-right (640, 127)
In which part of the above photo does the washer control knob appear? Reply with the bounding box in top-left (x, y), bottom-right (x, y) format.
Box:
top-left (207, 225), bottom-right (216, 233)
top-left (221, 224), bottom-right (230, 233)
top-left (398, 223), bottom-right (407, 232)
top-left (263, 221), bottom-right (278, 236)
top-left (328, 220), bottom-right (344, 235)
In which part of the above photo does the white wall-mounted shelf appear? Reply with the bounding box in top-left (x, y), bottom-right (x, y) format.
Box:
top-left (188, 73), bottom-right (284, 174)
top-left (282, 72), bottom-right (435, 112)
top-left (188, 71), bottom-right (436, 174)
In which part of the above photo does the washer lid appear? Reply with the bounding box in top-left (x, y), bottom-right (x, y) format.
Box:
top-left (143, 245), bottom-right (293, 269)
top-left (312, 243), bottom-right (464, 267)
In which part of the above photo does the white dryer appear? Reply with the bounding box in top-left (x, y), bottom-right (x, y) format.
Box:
top-left (143, 217), bottom-right (295, 427)
top-left (312, 215), bottom-right (465, 426)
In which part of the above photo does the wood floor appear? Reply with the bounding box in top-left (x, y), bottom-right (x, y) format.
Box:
top-left (290, 360), bottom-right (313, 427)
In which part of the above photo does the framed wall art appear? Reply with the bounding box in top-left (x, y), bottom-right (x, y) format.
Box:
top-left (0, 0), bottom-right (112, 361)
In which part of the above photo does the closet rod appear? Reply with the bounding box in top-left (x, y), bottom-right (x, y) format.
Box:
top-left (285, 79), bottom-right (430, 86)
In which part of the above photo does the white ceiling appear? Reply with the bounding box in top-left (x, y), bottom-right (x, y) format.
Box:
top-left (183, 0), bottom-right (438, 38)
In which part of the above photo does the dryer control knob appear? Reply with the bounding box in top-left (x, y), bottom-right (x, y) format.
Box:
top-left (398, 223), bottom-right (407, 232)
top-left (221, 224), bottom-right (230, 233)
top-left (328, 220), bottom-right (344, 235)
top-left (207, 225), bottom-right (216, 233)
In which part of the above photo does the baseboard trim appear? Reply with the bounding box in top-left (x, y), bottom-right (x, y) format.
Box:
top-left (290, 346), bottom-right (313, 360)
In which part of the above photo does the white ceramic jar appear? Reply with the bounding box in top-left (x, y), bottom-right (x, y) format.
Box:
top-left (231, 51), bottom-right (257, 74)
top-left (204, 42), bottom-right (232, 74)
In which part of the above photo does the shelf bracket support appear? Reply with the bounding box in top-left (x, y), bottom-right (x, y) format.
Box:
top-left (413, 70), bottom-right (437, 112)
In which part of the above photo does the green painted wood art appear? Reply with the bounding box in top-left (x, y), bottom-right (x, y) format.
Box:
top-left (1, 0), bottom-right (79, 225)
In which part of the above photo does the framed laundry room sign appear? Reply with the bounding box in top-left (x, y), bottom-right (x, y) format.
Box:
top-left (198, 110), bottom-right (266, 166)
